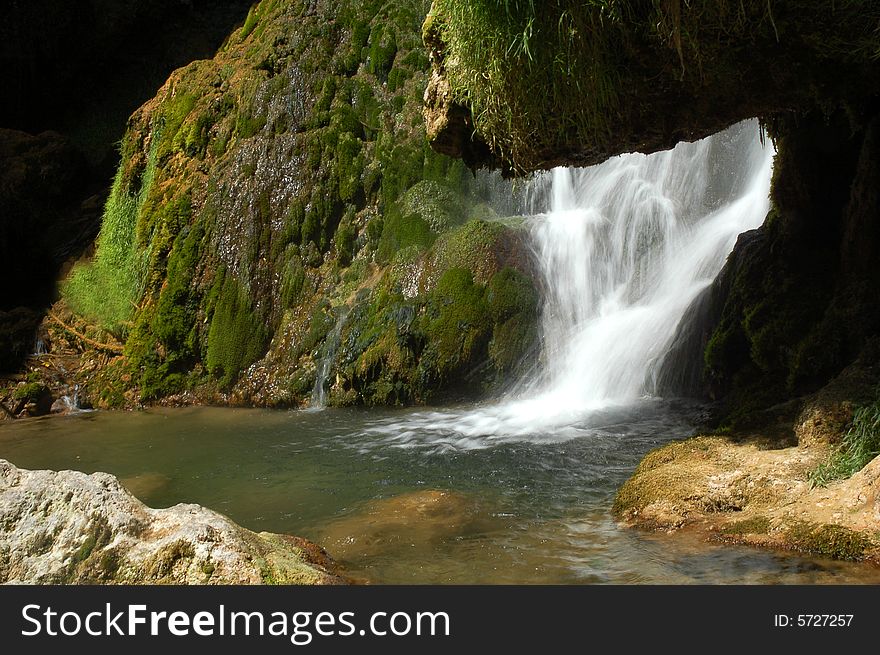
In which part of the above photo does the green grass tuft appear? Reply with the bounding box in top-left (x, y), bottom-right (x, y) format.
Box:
top-left (810, 401), bottom-right (880, 486)
top-left (64, 138), bottom-right (159, 336)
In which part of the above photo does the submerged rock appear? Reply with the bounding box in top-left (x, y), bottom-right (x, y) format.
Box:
top-left (0, 460), bottom-right (346, 585)
top-left (318, 490), bottom-right (498, 561)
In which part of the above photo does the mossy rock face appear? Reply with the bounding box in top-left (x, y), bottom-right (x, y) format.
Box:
top-left (60, 0), bottom-right (540, 407)
top-left (702, 110), bottom-right (880, 427)
top-left (327, 225), bottom-right (538, 406)
top-left (425, 0), bottom-right (880, 174)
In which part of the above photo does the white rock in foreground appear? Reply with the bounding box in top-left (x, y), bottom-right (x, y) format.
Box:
top-left (0, 460), bottom-right (345, 584)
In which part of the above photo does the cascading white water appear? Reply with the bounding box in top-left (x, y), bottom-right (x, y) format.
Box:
top-left (364, 120), bottom-right (775, 448)
top-left (524, 119), bottom-right (773, 406)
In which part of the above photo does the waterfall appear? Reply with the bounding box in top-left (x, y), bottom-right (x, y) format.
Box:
top-left (365, 120), bottom-right (774, 446)
top-left (522, 119), bottom-right (773, 407)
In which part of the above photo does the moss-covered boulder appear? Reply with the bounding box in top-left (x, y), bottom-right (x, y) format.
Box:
top-left (53, 0), bottom-right (539, 409)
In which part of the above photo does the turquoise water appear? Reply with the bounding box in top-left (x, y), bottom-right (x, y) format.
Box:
top-left (2, 403), bottom-right (879, 584)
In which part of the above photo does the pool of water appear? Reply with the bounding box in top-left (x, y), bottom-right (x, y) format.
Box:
top-left (2, 402), bottom-right (879, 584)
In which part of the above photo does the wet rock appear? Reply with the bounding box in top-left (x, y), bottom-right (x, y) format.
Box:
top-left (614, 429), bottom-right (880, 563)
top-left (50, 397), bottom-right (75, 415)
top-left (319, 489), bottom-right (497, 560)
top-left (0, 460), bottom-right (346, 584)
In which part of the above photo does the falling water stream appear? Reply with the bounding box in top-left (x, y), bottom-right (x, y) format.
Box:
top-left (6, 121), bottom-right (876, 583)
top-left (363, 120), bottom-right (773, 447)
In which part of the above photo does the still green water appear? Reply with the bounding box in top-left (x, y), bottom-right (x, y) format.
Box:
top-left (2, 403), bottom-right (879, 584)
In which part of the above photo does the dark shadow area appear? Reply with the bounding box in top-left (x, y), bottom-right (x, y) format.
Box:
top-left (0, 0), bottom-right (253, 372)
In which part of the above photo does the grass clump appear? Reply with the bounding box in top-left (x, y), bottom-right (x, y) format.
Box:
top-left (64, 139), bottom-right (158, 336)
top-left (427, 0), bottom-right (626, 171)
top-left (810, 401), bottom-right (880, 486)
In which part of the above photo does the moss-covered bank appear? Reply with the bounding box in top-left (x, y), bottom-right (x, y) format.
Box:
top-left (26, 0), bottom-right (539, 412)
top-left (424, 0), bottom-right (880, 174)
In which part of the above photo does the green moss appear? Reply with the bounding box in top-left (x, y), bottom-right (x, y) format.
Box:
top-left (279, 247), bottom-right (306, 309)
top-left (144, 540), bottom-right (196, 579)
top-left (71, 514), bottom-right (113, 566)
top-left (721, 516), bottom-right (772, 536)
top-left (64, 136), bottom-right (159, 336)
top-left (334, 218), bottom-right (357, 267)
top-left (785, 521), bottom-right (874, 561)
top-left (399, 180), bottom-right (466, 232)
top-left (377, 207), bottom-right (436, 265)
top-left (367, 23), bottom-right (398, 80)
top-left (431, 219), bottom-right (508, 283)
top-left (485, 267), bottom-right (538, 376)
top-left (205, 272), bottom-right (269, 388)
top-left (302, 304), bottom-right (336, 355)
top-left (88, 358), bottom-right (131, 409)
top-left (201, 560), bottom-right (216, 579)
top-left (13, 382), bottom-right (47, 403)
top-left (420, 267), bottom-right (491, 385)
top-left (241, 5), bottom-right (260, 39)
top-left (157, 93), bottom-right (198, 162)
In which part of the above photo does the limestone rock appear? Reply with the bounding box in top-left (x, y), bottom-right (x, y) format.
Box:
top-left (0, 460), bottom-right (346, 585)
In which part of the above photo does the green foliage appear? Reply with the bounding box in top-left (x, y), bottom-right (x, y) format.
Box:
top-left (64, 138), bottom-right (158, 336)
top-left (13, 382), bottom-right (47, 403)
top-left (810, 401), bottom-right (880, 486)
top-left (205, 272), bottom-right (269, 388)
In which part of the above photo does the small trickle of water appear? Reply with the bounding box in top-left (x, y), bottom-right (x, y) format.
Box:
top-left (32, 338), bottom-right (47, 356)
top-left (311, 307), bottom-right (350, 408)
top-left (54, 384), bottom-right (83, 414)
